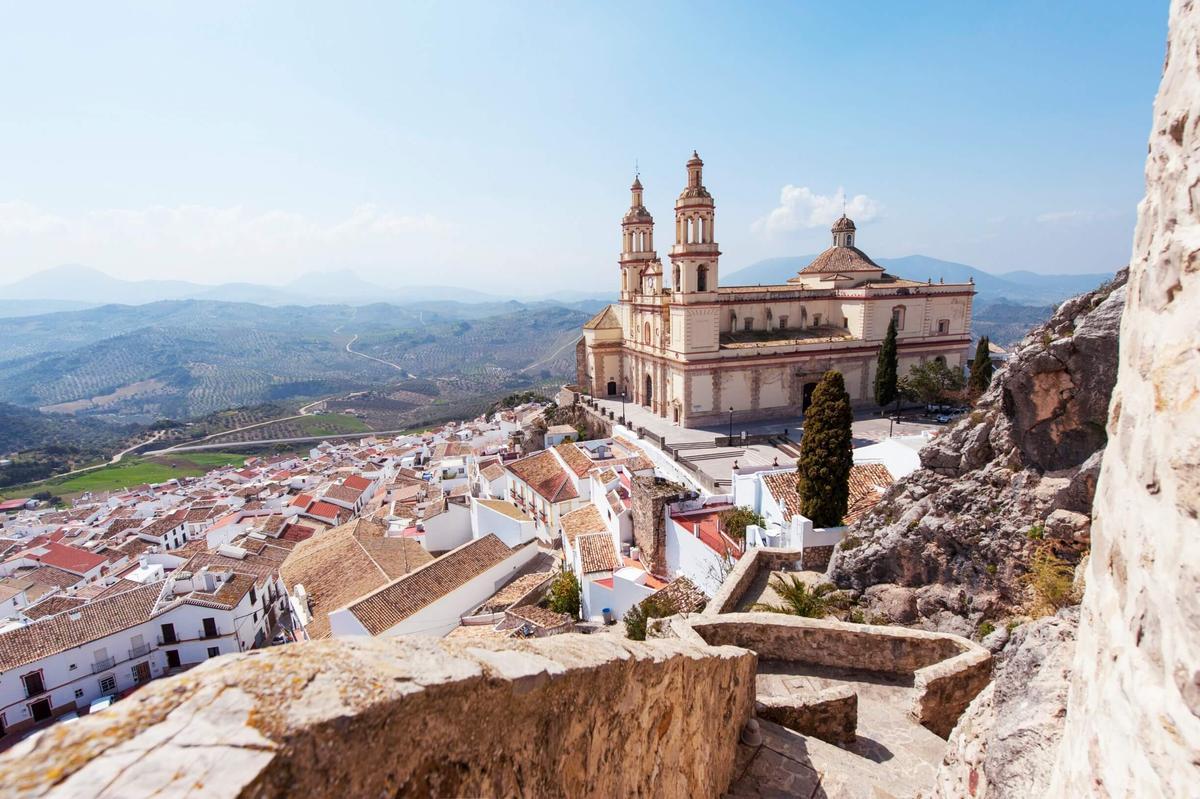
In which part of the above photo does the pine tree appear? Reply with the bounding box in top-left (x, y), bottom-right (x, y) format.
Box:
top-left (968, 336), bottom-right (994, 396)
top-left (797, 370), bottom-right (854, 527)
top-left (874, 317), bottom-right (899, 409)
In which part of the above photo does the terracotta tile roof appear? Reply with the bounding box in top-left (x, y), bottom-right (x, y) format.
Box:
top-left (476, 499), bottom-right (531, 522)
top-left (185, 573), bottom-right (255, 610)
top-left (762, 471), bottom-right (805, 520)
top-left (506, 450), bottom-right (578, 503)
top-left (553, 442), bottom-right (592, 477)
top-left (17, 565), bottom-right (84, 590)
top-left (795, 245), bottom-right (884, 275)
top-left (280, 518), bottom-right (433, 639)
top-left (324, 484), bottom-right (364, 504)
top-left (305, 501), bottom-right (346, 523)
top-left (343, 475), bottom-right (373, 492)
top-left (480, 463), bottom-right (506, 482)
top-left (506, 604), bottom-right (572, 629)
top-left (583, 305), bottom-right (621, 330)
top-left (559, 504), bottom-right (607, 545)
top-left (345, 534), bottom-right (518, 635)
top-left (475, 571), bottom-right (553, 613)
top-left (576, 533), bottom-right (617, 574)
top-left (845, 463), bottom-right (894, 525)
top-left (648, 576), bottom-right (707, 614)
top-left (22, 594), bottom-right (86, 620)
top-left (0, 583), bottom-right (161, 672)
top-left (21, 542), bottom-right (108, 575)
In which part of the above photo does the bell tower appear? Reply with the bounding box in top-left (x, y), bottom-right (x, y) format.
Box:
top-left (619, 176), bottom-right (657, 300)
top-left (669, 151), bottom-right (719, 303)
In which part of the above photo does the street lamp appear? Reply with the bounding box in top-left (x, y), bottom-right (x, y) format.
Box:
top-left (728, 406), bottom-right (734, 442)
top-left (620, 389), bottom-right (627, 426)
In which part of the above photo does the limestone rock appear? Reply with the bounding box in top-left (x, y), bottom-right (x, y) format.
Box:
top-left (932, 608), bottom-right (1079, 798)
top-left (829, 269), bottom-right (1127, 630)
top-left (1050, 1), bottom-right (1200, 792)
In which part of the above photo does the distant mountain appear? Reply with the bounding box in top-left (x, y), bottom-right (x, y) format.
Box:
top-left (0, 298), bottom-right (588, 424)
top-left (0, 266), bottom-right (511, 312)
top-left (725, 254), bottom-right (1115, 307)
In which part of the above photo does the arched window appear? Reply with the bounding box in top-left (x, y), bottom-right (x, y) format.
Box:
top-left (697, 264), bottom-right (708, 292)
top-left (892, 305), bottom-right (907, 330)
top-left (800, 307), bottom-right (808, 327)
top-left (644, 322), bottom-right (652, 345)
top-left (673, 266), bottom-right (681, 289)
top-left (934, 355), bottom-right (947, 367)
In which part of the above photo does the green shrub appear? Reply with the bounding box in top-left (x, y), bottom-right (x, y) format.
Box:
top-left (839, 535), bottom-right (863, 551)
top-left (1027, 523), bottom-right (1045, 540)
top-left (753, 577), bottom-right (842, 619)
top-left (547, 571), bottom-right (581, 617)
top-left (978, 621), bottom-right (996, 638)
top-left (1024, 546), bottom-right (1077, 616)
top-left (624, 596), bottom-right (672, 641)
top-left (986, 563), bottom-right (998, 575)
top-left (719, 506), bottom-right (766, 543)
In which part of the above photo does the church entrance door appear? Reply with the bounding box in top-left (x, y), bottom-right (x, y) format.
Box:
top-left (643, 374), bottom-right (653, 407)
top-left (606, 380), bottom-right (617, 396)
top-left (802, 381), bottom-right (818, 414)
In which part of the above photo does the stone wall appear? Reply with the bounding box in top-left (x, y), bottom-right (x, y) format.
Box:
top-left (691, 613), bottom-right (991, 736)
top-left (1049, 1), bottom-right (1200, 793)
top-left (704, 546), bottom-right (804, 615)
top-left (630, 475), bottom-right (690, 575)
top-left (0, 634), bottom-right (757, 799)
top-left (800, 544), bottom-right (834, 571)
top-left (757, 684), bottom-right (858, 745)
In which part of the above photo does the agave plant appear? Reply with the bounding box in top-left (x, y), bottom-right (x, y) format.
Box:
top-left (753, 576), bottom-right (840, 618)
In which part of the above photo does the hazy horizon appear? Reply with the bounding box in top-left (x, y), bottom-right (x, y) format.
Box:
top-left (0, 2), bottom-right (1165, 292)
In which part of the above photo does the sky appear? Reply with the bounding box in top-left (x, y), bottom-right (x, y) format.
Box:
top-left (0, 2), bottom-right (1169, 293)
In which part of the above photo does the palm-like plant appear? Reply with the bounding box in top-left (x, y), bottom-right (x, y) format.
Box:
top-left (753, 576), bottom-right (840, 618)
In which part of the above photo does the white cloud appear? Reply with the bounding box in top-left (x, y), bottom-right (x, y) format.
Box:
top-left (752, 186), bottom-right (882, 237)
top-left (0, 202), bottom-right (453, 284)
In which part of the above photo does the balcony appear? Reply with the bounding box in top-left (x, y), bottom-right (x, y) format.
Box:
top-left (91, 656), bottom-right (115, 674)
top-left (157, 634), bottom-right (178, 645)
top-left (198, 627), bottom-right (222, 640)
top-left (128, 643), bottom-right (152, 659)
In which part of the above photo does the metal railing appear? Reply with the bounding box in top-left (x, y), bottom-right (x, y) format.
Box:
top-left (198, 627), bottom-right (221, 639)
top-left (91, 656), bottom-right (115, 674)
top-left (128, 643), bottom-right (151, 659)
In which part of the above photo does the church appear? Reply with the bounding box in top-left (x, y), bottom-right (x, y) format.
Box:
top-left (577, 152), bottom-right (975, 428)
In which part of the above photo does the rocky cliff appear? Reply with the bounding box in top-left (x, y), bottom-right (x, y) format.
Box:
top-left (828, 269), bottom-right (1128, 634)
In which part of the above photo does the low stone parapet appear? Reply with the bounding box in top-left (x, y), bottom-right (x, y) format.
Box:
top-left (911, 645), bottom-right (993, 737)
top-left (757, 684), bottom-right (858, 744)
top-left (0, 634), bottom-right (757, 799)
top-left (705, 546), bottom-right (804, 615)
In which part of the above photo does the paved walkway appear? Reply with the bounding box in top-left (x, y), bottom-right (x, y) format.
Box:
top-left (589, 395), bottom-right (941, 493)
top-left (728, 662), bottom-right (947, 798)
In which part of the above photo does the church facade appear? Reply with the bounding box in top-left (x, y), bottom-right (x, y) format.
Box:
top-left (577, 153), bottom-right (975, 428)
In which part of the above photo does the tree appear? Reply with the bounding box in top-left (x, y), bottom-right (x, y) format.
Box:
top-left (797, 370), bottom-right (854, 527)
top-left (968, 337), bottom-right (995, 396)
top-left (547, 570), bottom-right (581, 618)
top-left (752, 576), bottom-right (842, 618)
top-left (623, 595), bottom-right (672, 640)
top-left (873, 317), bottom-right (900, 409)
top-left (718, 506), bottom-right (765, 543)
top-left (899, 359), bottom-right (966, 406)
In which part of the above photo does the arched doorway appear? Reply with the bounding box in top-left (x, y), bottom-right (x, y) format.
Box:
top-left (802, 381), bottom-right (819, 413)
top-left (643, 374), bottom-right (653, 407)
top-left (606, 380), bottom-right (617, 396)
top-left (673, 404), bottom-right (681, 424)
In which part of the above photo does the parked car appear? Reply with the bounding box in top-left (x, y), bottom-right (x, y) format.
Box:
top-left (935, 414), bottom-right (952, 424)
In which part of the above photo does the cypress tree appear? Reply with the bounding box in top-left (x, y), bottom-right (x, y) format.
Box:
top-left (968, 336), bottom-right (994, 396)
top-left (874, 317), bottom-right (899, 409)
top-left (797, 370), bottom-right (854, 527)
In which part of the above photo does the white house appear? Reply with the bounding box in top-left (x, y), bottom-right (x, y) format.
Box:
top-left (470, 498), bottom-right (537, 548)
top-left (327, 535), bottom-right (538, 639)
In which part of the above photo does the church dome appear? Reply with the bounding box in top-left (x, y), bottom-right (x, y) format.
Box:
top-left (832, 214), bottom-right (856, 233)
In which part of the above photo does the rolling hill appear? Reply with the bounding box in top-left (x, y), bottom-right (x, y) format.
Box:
top-left (0, 299), bottom-right (589, 426)
top-left (725, 254), bottom-right (1115, 307)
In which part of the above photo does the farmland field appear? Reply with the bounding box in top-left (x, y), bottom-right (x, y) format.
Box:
top-left (0, 451), bottom-right (250, 499)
